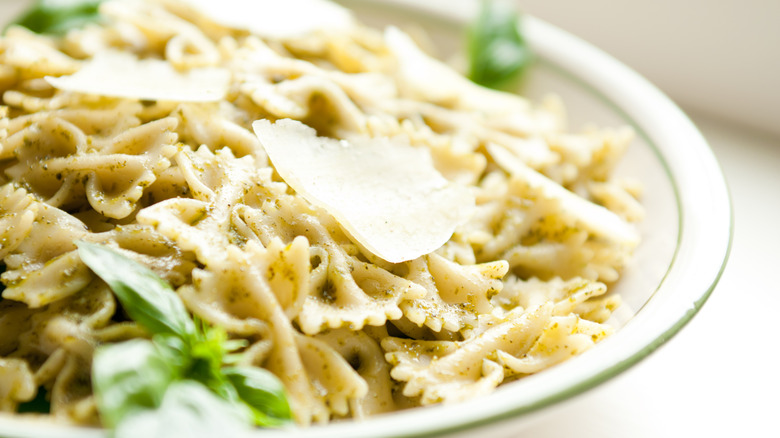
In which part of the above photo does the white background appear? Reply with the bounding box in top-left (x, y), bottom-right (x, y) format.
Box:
top-left (519, 0), bottom-right (780, 138)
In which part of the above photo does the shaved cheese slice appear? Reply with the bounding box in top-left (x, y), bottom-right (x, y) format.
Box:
top-left (253, 119), bottom-right (475, 263)
top-left (384, 26), bottom-right (530, 113)
top-left (45, 52), bottom-right (230, 102)
top-left (488, 144), bottom-right (640, 247)
top-left (183, 0), bottom-right (354, 39)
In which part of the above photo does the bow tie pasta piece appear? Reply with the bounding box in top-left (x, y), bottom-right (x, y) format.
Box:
top-left (137, 147), bottom-right (258, 263)
top-left (3, 114), bottom-right (178, 219)
top-left (90, 225), bottom-right (200, 289)
top-left (497, 314), bottom-right (613, 376)
top-left (298, 250), bottom-right (427, 335)
top-left (226, 193), bottom-right (427, 335)
top-left (2, 250), bottom-right (91, 309)
top-left (0, 186), bottom-right (91, 308)
top-left (3, 117), bottom-right (85, 205)
top-left (0, 185), bottom-right (37, 260)
top-left (252, 118), bottom-right (475, 264)
top-left (383, 304), bottom-right (554, 405)
top-left (494, 276), bottom-right (618, 323)
top-left (313, 329), bottom-right (396, 418)
top-left (175, 103), bottom-right (265, 161)
top-left (5, 281), bottom-right (116, 423)
top-left (3, 102), bottom-right (144, 141)
top-left (400, 254), bottom-right (508, 333)
top-left (174, 244), bottom-right (328, 425)
top-left (243, 76), bottom-right (369, 136)
top-left (295, 333), bottom-right (369, 418)
top-left (291, 206), bottom-right (426, 334)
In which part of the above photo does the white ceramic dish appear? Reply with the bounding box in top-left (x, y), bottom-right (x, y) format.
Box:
top-left (0, 1), bottom-right (731, 437)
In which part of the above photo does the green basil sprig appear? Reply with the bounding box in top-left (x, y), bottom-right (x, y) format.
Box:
top-left (76, 241), bottom-right (293, 437)
top-left (77, 241), bottom-right (196, 339)
top-left (6, 0), bottom-right (104, 35)
top-left (467, 0), bottom-right (532, 90)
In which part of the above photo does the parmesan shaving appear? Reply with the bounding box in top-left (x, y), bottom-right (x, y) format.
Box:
top-left (252, 119), bottom-right (475, 263)
top-left (384, 26), bottom-right (530, 114)
top-left (488, 143), bottom-right (640, 247)
top-left (45, 51), bottom-right (230, 102)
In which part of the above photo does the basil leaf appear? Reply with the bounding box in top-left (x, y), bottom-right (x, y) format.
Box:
top-left (467, 0), bottom-right (532, 90)
top-left (114, 381), bottom-right (252, 438)
top-left (223, 367), bottom-right (292, 427)
top-left (7, 0), bottom-right (104, 36)
top-left (92, 339), bottom-right (179, 428)
top-left (76, 241), bottom-right (196, 339)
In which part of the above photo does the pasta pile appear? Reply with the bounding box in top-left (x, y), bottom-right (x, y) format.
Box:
top-left (0, 0), bottom-right (642, 427)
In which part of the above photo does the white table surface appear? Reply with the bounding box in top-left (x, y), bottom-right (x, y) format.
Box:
top-left (515, 113), bottom-right (780, 437)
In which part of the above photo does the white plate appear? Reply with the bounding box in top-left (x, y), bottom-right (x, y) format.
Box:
top-left (0, 1), bottom-right (731, 437)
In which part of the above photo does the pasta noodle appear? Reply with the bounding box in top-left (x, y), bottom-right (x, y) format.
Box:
top-left (0, 0), bottom-right (642, 427)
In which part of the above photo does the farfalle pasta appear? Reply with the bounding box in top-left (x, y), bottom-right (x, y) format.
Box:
top-left (0, 0), bottom-right (641, 427)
